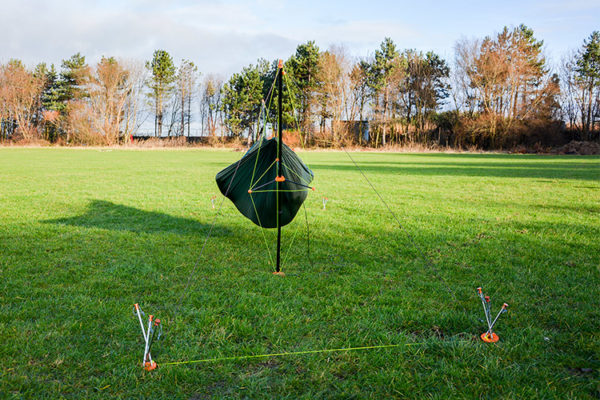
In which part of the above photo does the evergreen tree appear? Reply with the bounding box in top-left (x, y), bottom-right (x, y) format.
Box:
top-left (222, 63), bottom-right (264, 140)
top-left (146, 50), bottom-right (176, 137)
top-left (286, 41), bottom-right (321, 143)
top-left (33, 63), bottom-right (62, 141)
top-left (575, 31), bottom-right (600, 137)
top-left (41, 64), bottom-right (63, 112)
top-left (402, 50), bottom-right (450, 133)
top-left (367, 37), bottom-right (399, 146)
top-left (259, 59), bottom-right (296, 137)
top-left (60, 53), bottom-right (89, 103)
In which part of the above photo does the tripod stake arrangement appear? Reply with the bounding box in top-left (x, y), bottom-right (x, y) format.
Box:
top-left (476, 287), bottom-right (508, 343)
top-left (134, 303), bottom-right (162, 370)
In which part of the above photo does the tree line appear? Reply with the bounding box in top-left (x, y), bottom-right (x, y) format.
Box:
top-left (0, 25), bottom-right (598, 149)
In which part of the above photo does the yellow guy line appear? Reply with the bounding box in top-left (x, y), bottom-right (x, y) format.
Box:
top-left (249, 194), bottom-right (274, 267)
top-left (162, 342), bottom-right (429, 367)
top-left (250, 159), bottom-right (277, 190)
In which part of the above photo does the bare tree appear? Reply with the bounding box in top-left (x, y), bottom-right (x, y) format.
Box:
top-left (453, 38), bottom-right (481, 115)
top-left (166, 95), bottom-right (180, 137)
top-left (200, 74), bottom-right (223, 138)
top-left (175, 60), bottom-right (199, 137)
top-left (0, 60), bottom-right (45, 140)
top-left (453, 25), bottom-right (559, 147)
top-left (316, 45), bottom-right (352, 145)
top-left (122, 60), bottom-right (148, 141)
top-left (68, 58), bottom-right (147, 145)
top-left (348, 62), bottom-right (369, 122)
top-left (85, 57), bottom-right (130, 144)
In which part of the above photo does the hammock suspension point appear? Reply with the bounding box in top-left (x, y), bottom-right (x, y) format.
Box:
top-left (215, 58), bottom-right (314, 274)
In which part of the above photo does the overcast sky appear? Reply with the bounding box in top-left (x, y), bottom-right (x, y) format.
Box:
top-left (1, 0), bottom-right (598, 76)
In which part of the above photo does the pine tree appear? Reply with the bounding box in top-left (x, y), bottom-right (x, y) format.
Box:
top-left (60, 53), bottom-right (89, 103)
top-left (33, 63), bottom-right (62, 141)
top-left (367, 38), bottom-right (399, 146)
top-left (146, 50), bottom-right (176, 137)
top-left (575, 31), bottom-right (600, 138)
top-left (286, 41), bottom-right (321, 144)
top-left (222, 63), bottom-right (264, 140)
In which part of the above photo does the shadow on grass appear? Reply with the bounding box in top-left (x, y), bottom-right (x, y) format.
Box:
top-left (310, 154), bottom-right (600, 181)
top-left (43, 199), bottom-right (230, 236)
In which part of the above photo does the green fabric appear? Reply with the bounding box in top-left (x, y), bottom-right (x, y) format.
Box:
top-left (215, 137), bottom-right (313, 228)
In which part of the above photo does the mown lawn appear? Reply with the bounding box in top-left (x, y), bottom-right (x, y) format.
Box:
top-left (0, 147), bottom-right (598, 399)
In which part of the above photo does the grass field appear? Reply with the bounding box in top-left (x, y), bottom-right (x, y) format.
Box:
top-left (0, 148), bottom-right (598, 399)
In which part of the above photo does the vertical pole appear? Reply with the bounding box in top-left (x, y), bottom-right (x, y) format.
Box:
top-left (276, 60), bottom-right (283, 273)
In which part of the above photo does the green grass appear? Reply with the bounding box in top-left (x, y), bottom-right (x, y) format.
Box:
top-left (0, 148), bottom-right (598, 399)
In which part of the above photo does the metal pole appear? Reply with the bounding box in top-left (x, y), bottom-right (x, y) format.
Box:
top-left (134, 304), bottom-right (147, 342)
top-left (477, 289), bottom-right (491, 330)
top-left (487, 303), bottom-right (508, 334)
top-left (143, 315), bottom-right (153, 365)
top-left (276, 60), bottom-right (283, 273)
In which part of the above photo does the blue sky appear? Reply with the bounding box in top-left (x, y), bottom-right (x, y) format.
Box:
top-left (1, 0), bottom-right (598, 75)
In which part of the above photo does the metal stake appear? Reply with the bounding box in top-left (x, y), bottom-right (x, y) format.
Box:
top-left (143, 315), bottom-right (154, 366)
top-left (487, 303), bottom-right (508, 334)
top-left (477, 288), bottom-right (491, 330)
top-left (134, 304), bottom-right (147, 342)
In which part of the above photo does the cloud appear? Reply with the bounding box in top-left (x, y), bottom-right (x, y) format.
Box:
top-left (0, 0), bottom-right (425, 73)
top-left (0, 0), bottom-right (295, 74)
top-left (1, 0), bottom-right (598, 75)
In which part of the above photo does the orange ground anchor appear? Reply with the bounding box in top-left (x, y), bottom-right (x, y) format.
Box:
top-left (144, 360), bottom-right (158, 371)
top-left (480, 332), bottom-right (500, 343)
top-left (272, 271), bottom-right (286, 277)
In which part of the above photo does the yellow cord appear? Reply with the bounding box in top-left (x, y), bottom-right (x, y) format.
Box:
top-left (249, 194), bottom-right (274, 267)
top-left (161, 342), bottom-right (424, 367)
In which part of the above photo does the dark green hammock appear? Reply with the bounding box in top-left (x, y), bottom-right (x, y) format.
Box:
top-left (215, 137), bottom-right (313, 228)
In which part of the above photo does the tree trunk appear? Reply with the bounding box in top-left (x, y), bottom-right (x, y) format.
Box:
top-left (586, 84), bottom-right (593, 140)
top-left (187, 93), bottom-right (191, 137)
